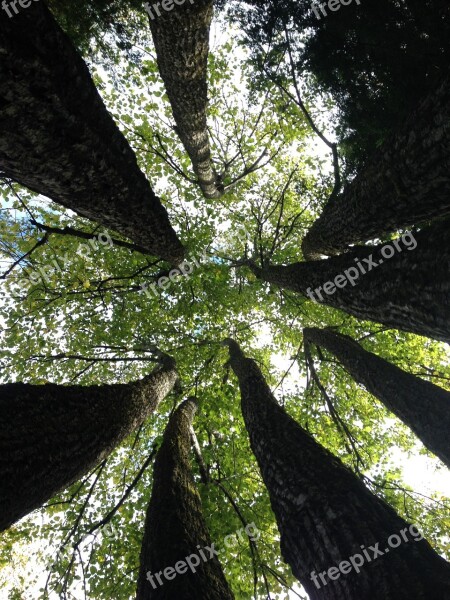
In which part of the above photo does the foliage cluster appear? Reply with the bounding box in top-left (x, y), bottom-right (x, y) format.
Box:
top-left (0, 5), bottom-right (448, 599)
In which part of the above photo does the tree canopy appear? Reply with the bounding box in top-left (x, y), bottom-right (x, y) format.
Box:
top-left (0, 2), bottom-right (449, 599)
top-left (236, 0), bottom-right (450, 171)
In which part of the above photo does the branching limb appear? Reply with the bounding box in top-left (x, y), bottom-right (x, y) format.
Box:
top-left (30, 220), bottom-right (153, 255)
top-left (0, 232), bottom-right (49, 279)
top-left (304, 340), bottom-right (366, 472)
top-left (79, 445), bottom-right (158, 541)
top-left (191, 423), bottom-right (272, 599)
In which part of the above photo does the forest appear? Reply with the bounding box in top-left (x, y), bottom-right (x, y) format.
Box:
top-left (0, 1), bottom-right (449, 598)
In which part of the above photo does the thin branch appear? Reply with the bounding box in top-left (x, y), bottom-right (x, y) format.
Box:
top-left (191, 429), bottom-right (271, 599)
top-left (305, 340), bottom-right (365, 471)
top-left (29, 353), bottom-right (160, 364)
top-left (1, 178), bottom-right (36, 221)
top-left (80, 445), bottom-right (158, 540)
top-left (1, 233), bottom-right (49, 279)
top-left (261, 26), bottom-right (341, 202)
top-left (30, 220), bottom-right (154, 256)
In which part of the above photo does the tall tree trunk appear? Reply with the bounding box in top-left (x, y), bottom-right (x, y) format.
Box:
top-left (303, 327), bottom-right (450, 468)
top-left (302, 74), bottom-right (450, 259)
top-left (249, 218), bottom-right (450, 343)
top-left (147, 0), bottom-right (223, 199)
top-left (136, 397), bottom-right (234, 599)
top-left (0, 357), bottom-right (178, 532)
top-left (0, 3), bottom-right (184, 265)
top-left (224, 339), bottom-right (450, 600)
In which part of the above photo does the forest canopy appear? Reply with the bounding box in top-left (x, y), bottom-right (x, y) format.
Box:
top-left (0, 1), bottom-right (449, 599)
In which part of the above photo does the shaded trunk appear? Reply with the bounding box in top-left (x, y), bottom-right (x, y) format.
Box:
top-left (0, 358), bottom-right (178, 532)
top-left (251, 219), bottom-right (450, 343)
top-left (303, 327), bottom-right (450, 468)
top-left (148, 0), bottom-right (223, 199)
top-left (225, 339), bottom-right (450, 600)
top-left (0, 4), bottom-right (184, 265)
top-left (302, 74), bottom-right (450, 260)
top-left (136, 397), bottom-right (234, 599)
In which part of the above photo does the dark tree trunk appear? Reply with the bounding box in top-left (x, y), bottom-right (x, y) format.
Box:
top-left (303, 327), bottom-right (450, 468)
top-left (136, 397), bottom-right (234, 599)
top-left (0, 358), bottom-right (178, 532)
top-left (148, 0), bottom-right (223, 199)
top-left (250, 218), bottom-right (450, 344)
top-left (224, 339), bottom-right (450, 600)
top-left (302, 74), bottom-right (450, 259)
top-left (0, 3), bottom-right (184, 265)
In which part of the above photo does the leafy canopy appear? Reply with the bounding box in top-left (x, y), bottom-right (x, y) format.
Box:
top-left (0, 5), bottom-right (449, 600)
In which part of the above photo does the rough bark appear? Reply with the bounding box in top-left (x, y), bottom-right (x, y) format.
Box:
top-left (303, 327), bottom-right (450, 468)
top-left (0, 3), bottom-right (184, 265)
top-left (0, 358), bottom-right (178, 532)
top-left (136, 397), bottom-right (234, 599)
top-left (147, 0), bottom-right (222, 199)
top-left (302, 73), bottom-right (450, 260)
top-left (251, 218), bottom-right (450, 344)
top-left (225, 339), bottom-right (450, 600)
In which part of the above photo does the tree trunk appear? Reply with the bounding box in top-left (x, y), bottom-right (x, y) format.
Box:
top-left (224, 339), bottom-right (450, 600)
top-left (303, 327), bottom-right (450, 468)
top-left (147, 0), bottom-right (223, 199)
top-left (0, 3), bottom-right (184, 265)
top-left (250, 218), bottom-right (450, 344)
top-left (136, 397), bottom-right (234, 599)
top-left (302, 74), bottom-right (450, 259)
top-left (0, 358), bottom-right (178, 532)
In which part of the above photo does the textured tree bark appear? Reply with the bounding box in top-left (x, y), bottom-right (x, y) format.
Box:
top-left (224, 339), bottom-right (450, 600)
top-left (303, 327), bottom-right (450, 468)
top-left (147, 0), bottom-right (223, 199)
top-left (250, 218), bottom-right (450, 344)
top-left (302, 74), bottom-right (450, 259)
top-left (136, 397), bottom-right (234, 599)
top-left (0, 358), bottom-right (178, 532)
top-left (0, 3), bottom-right (184, 265)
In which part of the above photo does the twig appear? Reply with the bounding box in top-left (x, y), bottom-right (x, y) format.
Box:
top-left (30, 220), bottom-right (154, 256)
top-left (80, 445), bottom-right (158, 540)
top-left (0, 233), bottom-right (49, 279)
top-left (305, 340), bottom-right (365, 471)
